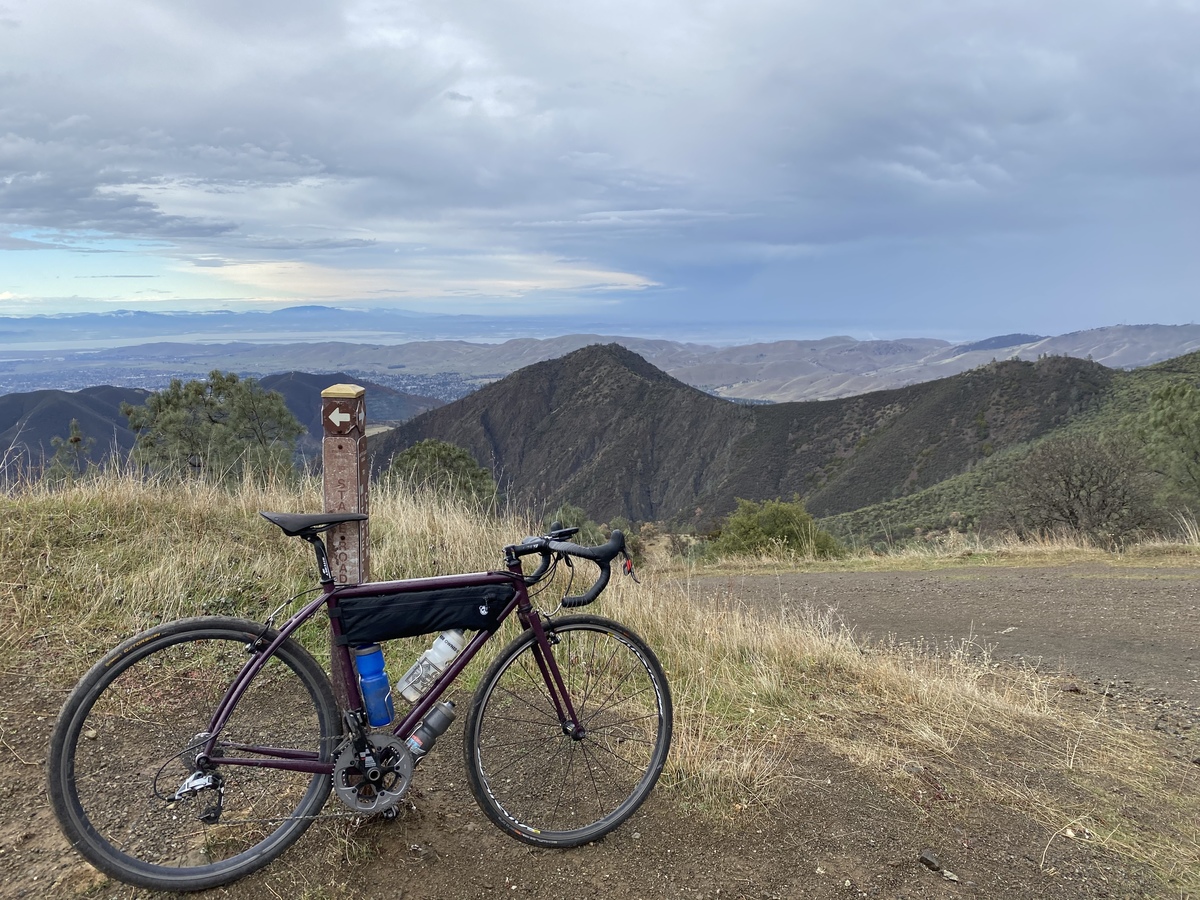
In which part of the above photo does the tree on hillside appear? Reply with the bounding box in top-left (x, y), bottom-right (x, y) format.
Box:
top-left (998, 432), bottom-right (1158, 546)
top-left (1142, 380), bottom-right (1200, 504)
top-left (388, 439), bottom-right (498, 507)
top-left (44, 419), bottom-right (95, 485)
top-left (713, 497), bottom-right (841, 558)
top-left (122, 371), bottom-right (303, 481)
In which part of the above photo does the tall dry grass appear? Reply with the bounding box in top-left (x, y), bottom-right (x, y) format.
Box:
top-left (0, 472), bottom-right (537, 671)
top-left (3, 472), bottom-right (1198, 893)
top-left (659, 519), bottom-right (1200, 579)
top-left (1175, 511), bottom-right (1200, 547)
top-left (608, 572), bottom-right (1200, 891)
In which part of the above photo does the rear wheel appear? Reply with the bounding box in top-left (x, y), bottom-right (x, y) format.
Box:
top-left (463, 615), bottom-right (672, 846)
top-left (47, 617), bottom-right (341, 892)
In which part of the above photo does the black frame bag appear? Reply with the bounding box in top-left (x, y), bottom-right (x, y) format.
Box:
top-left (331, 584), bottom-right (514, 645)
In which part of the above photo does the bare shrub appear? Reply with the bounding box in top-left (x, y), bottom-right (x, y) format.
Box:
top-left (995, 432), bottom-right (1160, 547)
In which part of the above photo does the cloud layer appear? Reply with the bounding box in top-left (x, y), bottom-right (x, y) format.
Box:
top-left (1, 0), bottom-right (1198, 335)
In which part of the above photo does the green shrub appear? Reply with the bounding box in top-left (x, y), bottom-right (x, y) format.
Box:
top-left (388, 439), bottom-right (499, 508)
top-left (713, 497), bottom-right (841, 558)
top-left (541, 502), bottom-right (606, 545)
top-left (995, 431), bottom-right (1161, 547)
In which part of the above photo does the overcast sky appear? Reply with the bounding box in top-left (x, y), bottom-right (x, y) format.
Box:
top-left (2, 0), bottom-right (1198, 340)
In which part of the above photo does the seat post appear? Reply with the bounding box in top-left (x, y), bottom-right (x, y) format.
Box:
top-left (302, 533), bottom-right (335, 586)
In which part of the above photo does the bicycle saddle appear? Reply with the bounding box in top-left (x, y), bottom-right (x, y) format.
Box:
top-left (260, 511), bottom-right (368, 537)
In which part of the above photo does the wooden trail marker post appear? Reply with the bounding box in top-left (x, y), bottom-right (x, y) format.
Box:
top-left (321, 383), bottom-right (370, 583)
top-left (322, 383), bottom-right (369, 705)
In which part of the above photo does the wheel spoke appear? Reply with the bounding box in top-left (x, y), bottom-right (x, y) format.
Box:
top-left (49, 618), bottom-right (338, 892)
top-left (489, 682), bottom-right (560, 725)
top-left (464, 616), bottom-right (672, 848)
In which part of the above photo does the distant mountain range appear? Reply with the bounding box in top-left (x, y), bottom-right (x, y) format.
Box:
top-left (10, 340), bottom-right (1198, 532)
top-left (3, 319), bottom-right (1199, 404)
top-left (644, 325), bottom-right (1200, 402)
top-left (0, 306), bottom-right (577, 347)
top-left (373, 344), bottom-right (1116, 526)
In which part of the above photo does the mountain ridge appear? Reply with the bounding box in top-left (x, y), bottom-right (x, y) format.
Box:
top-left (4, 319), bottom-right (1199, 403)
top-left (0, 385), bottom-right (151, 471)
top-left (373, 344), bottom-right (1115, 525)
top-left (0, 374), bottom-right (440, 475)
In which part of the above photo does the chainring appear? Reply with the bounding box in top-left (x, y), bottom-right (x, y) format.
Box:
top-left (331, 734), bottom-right (414, 815)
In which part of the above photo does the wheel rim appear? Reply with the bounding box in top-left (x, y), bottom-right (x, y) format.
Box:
top-left (55, 627), bottom-right (335, 888)
top-left (471, 622), bottom-right (669, 841)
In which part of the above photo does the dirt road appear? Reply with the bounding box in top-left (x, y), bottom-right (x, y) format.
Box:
top-left (695, 562), bottom-right (1200, 708)
top-left (4, 562), bottom-right (1198, 899)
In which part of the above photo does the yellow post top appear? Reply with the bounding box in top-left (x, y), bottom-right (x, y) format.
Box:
top-left (321, 384), bottom-right (366, 399)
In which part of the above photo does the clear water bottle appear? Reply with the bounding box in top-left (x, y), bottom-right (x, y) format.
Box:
top-left (397, 629), bottom-right (465, 702)
top-left (354, 643), bottom-right (395, 727)
top-left (406, 701), bottom-right (457, 760)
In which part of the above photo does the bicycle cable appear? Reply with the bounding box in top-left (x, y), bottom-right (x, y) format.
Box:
top-left (264, 586), bottom-right (324, 629)
top-left (150, 736), bottom-right (211, 803)
top-left (526, 553), bottom-right (559, 600)
top-left (527, 551), bottom-right (584, 617)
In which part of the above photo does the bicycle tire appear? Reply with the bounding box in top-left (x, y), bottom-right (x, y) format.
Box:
top-left (463, 614), bottom-right (672, 847)
top-left (47, 616), bottom-right (341, 892)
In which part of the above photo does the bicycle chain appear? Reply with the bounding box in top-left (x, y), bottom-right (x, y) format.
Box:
top-left (193, 738), bottom-right (414, 826)
top-left (194, 780), bottom-right (415, 826)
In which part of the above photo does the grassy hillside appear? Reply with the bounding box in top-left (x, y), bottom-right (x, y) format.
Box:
top-left (2, 474), bottom-right (1198, 895)
top-left (824, 349), bottom-right (1200, 544)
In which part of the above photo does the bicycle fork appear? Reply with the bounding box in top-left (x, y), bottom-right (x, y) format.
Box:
top-left (525, 613), bottom-right (586, 740)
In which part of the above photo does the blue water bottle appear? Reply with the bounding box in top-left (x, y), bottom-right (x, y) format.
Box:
top-left (354, 644), bottom-right (395, 727)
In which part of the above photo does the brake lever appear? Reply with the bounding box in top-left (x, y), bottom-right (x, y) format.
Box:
top-left (620, 550), bottom-right (640, 584)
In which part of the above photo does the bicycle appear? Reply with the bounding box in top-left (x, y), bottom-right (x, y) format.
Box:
top-left (47, 512), bottom-right (673, 892)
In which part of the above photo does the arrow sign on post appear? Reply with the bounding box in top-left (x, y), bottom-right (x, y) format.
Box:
top-left (320, 382), bottom-right (369, 713)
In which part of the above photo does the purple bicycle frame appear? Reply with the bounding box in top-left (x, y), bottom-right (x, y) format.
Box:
top-left (194, 564), bottom-right (583, 775)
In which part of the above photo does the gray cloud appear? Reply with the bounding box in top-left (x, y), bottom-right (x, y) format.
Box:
top-left (243, 237), bottom-right (379, 251)
top-left (1, 0), bottom-right (1198, 331)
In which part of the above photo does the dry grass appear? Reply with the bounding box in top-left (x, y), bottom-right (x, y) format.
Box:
top-left (656, 523), bottom-right (1200, 579)
top-left (1175, 511), bottom-right (1200, 547)
top-left (608, 573), bottom-right (1200, 893)
top-left (4, 473), bottom-right (1199, 894)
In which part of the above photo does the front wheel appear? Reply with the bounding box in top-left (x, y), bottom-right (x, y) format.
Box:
top-left (463, 615), bottom-right (673, 847)
top-left (47, 617), bottom-right (341, 892)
